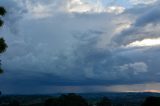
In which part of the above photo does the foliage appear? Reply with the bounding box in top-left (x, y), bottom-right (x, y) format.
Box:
top-left (0, 7), bottom-right (6, 16)
top-left (0, 19), bottom-right (3, 27)
top-left (0, 38), bottom-right (7, 54)
top-left (0, 6), bottom-right (6, 27)
top-left (45, 98), bottom-right (60, 106)
top-left (142, 96), bottom-right (160, 106)
top-left (8, 100), bottom-right (20, 106)
top-left (0, 6), bottom-right (7, 74)
top-left (45, 93), bottom-right (89, 106)
top-left (59, 93), bottom-right (89, 106)
top-left (96, 97), bottom-right (112, 106)
top-left (0, 67), bottom-right (3, 74)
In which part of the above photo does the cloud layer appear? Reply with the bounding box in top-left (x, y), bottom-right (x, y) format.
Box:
top-left (0, 0), bottom-right (160, 94)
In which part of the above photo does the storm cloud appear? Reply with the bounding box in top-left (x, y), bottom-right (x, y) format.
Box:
top-left (0, 0), bottom-right (160, 94)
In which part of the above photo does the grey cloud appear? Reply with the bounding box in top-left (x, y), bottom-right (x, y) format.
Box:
top-left (112, 2), bottom-right (160, 45)
top-left (135, 7), bottom-right (160, 26)
top-left (1, 0), bottom-right (160, 94)
top-left (0, 0), bottom-right (27, 34)
top-left (118, 62), bottom-right (148, 75)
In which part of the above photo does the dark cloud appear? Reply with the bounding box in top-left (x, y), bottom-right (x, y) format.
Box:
top-left (113, 1), bottom-right (160, 45)
top-left (0, 0), bottom-right (160, 94)
top-left (135, 7), bottom-right (160, 26)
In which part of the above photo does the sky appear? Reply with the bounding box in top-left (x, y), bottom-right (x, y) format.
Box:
top-left (0, 0), bottom-right (160, 94)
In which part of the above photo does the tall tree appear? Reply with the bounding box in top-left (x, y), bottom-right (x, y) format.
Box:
top-left (0, 7), bottom-right (7, 74)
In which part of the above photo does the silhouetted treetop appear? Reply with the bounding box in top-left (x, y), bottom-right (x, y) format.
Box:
top-left (0, 38), bottom-right (7, 53)
top-left (142, 96), bottom-right (160, 106)
top-left (45, 93), bottom-right (89, 106)
top-left (9, 100), bottom-right (20, 106)
top-left (59, 93), bottom-right (89, 106)
top-left (96, 97), bottom-right (112, 106)
top-left (45, 98), bottom-right (60, 106)
top-left (0, 7), bottom-right (6, 16)
top-left (0, 19), bottom-right (3, 27)
top-left (0, 6), bottom-right (6, 27)
top-left (0, 6), bottom-right (7, 74)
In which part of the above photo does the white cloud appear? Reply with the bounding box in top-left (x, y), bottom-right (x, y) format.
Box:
top-left (127, 38), bottom-right (160, 47)
top-left (119, 62), bottom-right (148, 75)
top-left (106, 6), bottom-right (125, 14)
top-left (67, 0), bottom-right (125, 14)
top-left (130, 0), bottom-right (157, 5)
top-left (67, 0), bottom-right (95, 13)
top-left (11, 0), bottom-right (126, 20)
top-left (25, 2), bottom-right (53, 19)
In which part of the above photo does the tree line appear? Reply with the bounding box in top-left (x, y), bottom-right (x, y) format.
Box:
top-left (1, 93), bottom-right (160, 106)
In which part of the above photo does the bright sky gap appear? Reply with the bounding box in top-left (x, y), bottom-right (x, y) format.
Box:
top-left (128, 38), bottom-right (160, 47)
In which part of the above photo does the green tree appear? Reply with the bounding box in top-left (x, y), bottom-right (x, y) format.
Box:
top-left (0, 6), bottom-right (7, 74)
